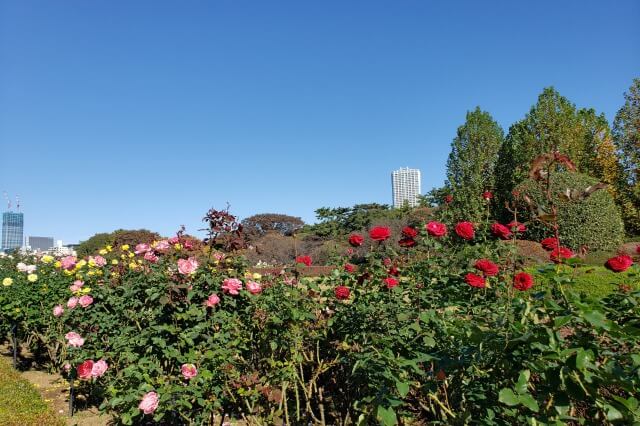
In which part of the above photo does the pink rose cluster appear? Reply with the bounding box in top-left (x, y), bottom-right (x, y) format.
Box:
top-left (77, 359), bottom-right (108, 380)
top-left (89, 255), bottom-right (107, 267)
top-left (67, 295), bottom-right (93, 309)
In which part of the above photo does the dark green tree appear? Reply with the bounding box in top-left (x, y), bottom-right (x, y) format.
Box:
top-left (445, 107), bottom-right (503, 221)
top-left (613, 78), bottom-right (640, 234)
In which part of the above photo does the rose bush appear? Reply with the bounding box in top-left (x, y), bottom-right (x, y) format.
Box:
top-left (0, 198), bottom-right (639, 425)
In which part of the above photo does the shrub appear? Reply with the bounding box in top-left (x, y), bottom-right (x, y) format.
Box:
top-left (515, 171), bottom-right (625, 251)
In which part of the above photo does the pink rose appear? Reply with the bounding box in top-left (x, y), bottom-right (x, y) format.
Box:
top-left (154, 240), bottom-right (171, 252)
top-left (91, 359), bottom-right (108, 378)
top-left (70, 280), bottom-right (84, 293)
top-left (79, 295), bottom-right (94, 308)
top-left (67, 297), bottom-right (79, 309)
top-left (213, 252), bottom-right (225, 262)
top-left (181, 363), bottom-right (198, 379)
top-left (139, 391), bottom-right (159, 415)
top-left (168, 236), bottom-right (180, 245)
top-left (53, 305), bottom-right (64, 317)
top-left (65, 331), bottom-right (85, 347)
top-left (222, 278), bottom-right (243, 295)
top-left (16, 262), bottom-right (28, 272)
top-left (135, 243), bottom-right (151, 254)
top-left (63, 363), bottom-right (71, 372)
top-left (177, 257), bottom-right (199, 275)
top-left (206, 294), bottom-right (221, 307)
top-left (92, 255), bottom-right (107, 267)
top-left (60, 256), bottom-right (77, 271)
top-left (144, 251), bottom-right (159, 263)
top-left (246, 281), bottom-right (262, 295)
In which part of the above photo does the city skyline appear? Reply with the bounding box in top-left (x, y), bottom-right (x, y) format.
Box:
top-left (1, 1), bottom-right (638, 243)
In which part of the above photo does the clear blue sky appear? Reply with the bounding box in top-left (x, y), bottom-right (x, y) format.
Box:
top-left (1, 1), bottom-right (639, 243)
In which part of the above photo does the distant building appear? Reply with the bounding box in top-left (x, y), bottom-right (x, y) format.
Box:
top-left (28, 236), bottom-right (54, 251)
top-left (391, 167), bottom-right (421, 208)
top-left (2, 211), bottom-right (24, 251)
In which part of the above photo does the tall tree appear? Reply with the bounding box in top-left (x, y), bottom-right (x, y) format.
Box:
top-left (613, 78), bottom-right (640, 233)
top-left (445, 107), bottom-right (503, 221)
top-left (495, 88), bottom-right (584, 205)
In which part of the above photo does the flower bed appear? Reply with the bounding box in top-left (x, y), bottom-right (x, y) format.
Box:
top-left (2, 165), bottom-right (640, 425)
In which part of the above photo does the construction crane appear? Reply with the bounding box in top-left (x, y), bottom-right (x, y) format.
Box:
top-left (2, 191), bottom-right (10, 211)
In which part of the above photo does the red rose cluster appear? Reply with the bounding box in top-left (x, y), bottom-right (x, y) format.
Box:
top-left (335, 286), bottom-right (350, 300)
top-left (426, 221), bottom-right (447, 237)
top-left (474, 259), bottom-right (499, 276)
top-left (491, 223), bottom-right (512, 240)
top-left (455, 222), bottom-right (475, 240)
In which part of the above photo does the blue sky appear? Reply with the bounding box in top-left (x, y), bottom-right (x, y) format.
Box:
top-left (1, 1), bottom-right (639, 244)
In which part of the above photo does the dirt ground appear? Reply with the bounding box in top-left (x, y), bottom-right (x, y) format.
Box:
top-left (0, 343), bottom-right (111, 426)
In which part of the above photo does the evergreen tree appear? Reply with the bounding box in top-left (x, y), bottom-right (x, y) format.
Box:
top-left (613, 78), bottom-right (640, 234)
top-left (445, 107), bottom-right (503, 221)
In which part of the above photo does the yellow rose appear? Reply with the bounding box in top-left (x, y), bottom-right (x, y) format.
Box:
top-left (76, 259), bottom-right (87, 269)
top-left (129, 262), bottom-right (138, 270)
top-left (2, 277), bottom-right (13, 287)
top-left (63, 270), bottom-right (74, 276)
top-left (106, 245), bottom-right (113, 252)
top-left (27, 274), bottom-right (38, 282)
top-left (99, 249), bottom-right (108, 255)
top-left (41, 255), bottom-right (54, 264)
top-left (252, 273), bottom-right (262, 280)
top-left (120, 254), bottom-right (126, 260)
top-left (121, 244), bottom-right (130, 251)
top-left (128, 252), bottom-right (134, 258)
top-left (88, 259), bottom-right (96, 267)
top-left (82, 287), bottom-right (91, 294)
top-left (174, 243), bottom-right (182, 250)
top-left (87, 270), bottom-right (95, 276)
top-left (54, 261), bottom-right (62, 268)
top-left (111, 259), bottom-right (119, 265)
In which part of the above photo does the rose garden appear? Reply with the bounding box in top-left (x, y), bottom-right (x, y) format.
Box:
top-left (2, 81), bottom-right (640, 425)
top-left (1, 149), bottom-right (640, 425)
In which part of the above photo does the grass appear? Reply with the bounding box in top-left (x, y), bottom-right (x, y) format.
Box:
top-left (0, 357), bottom-right (63, 426)
top-left (531, 265), bottom-right (640, 299)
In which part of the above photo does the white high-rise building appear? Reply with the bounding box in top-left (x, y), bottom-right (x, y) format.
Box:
top-left (391, 167), bottom-right (421, 208)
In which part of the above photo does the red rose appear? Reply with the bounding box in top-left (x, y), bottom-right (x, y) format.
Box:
top-left (348, 234), bottom-right (364, 247)
top-left (550, 247), bottom-right (574, 263)
top-left (344, 263), bottom-right (356, 273)
top-left (540, 237), bottom-right (559, 251)
top-left (513, 272), bottom-right (534, 291)
top-left (605, 255), bottom-right (633, 272)
top-left (295, 255), bottom-right (312, 267)
top-left (335, 286), bottom-right (350, 300)
top-left (474, 259), bottom-right (499, 277)
top-left (636, 245), bottom-right (640, 254)
top-left (426, 221), bottom-right (447, 237)
top-left (398, 238), bottom-right (416, 247)
top-left (444, 195), bottom-right (453, 204)
top-left (388, 266), bottom-right (399, 276)
top-left (402, 226), bottom-right (418, 238)
top-left (384, 277), bottom-right (399, 289)
top-left (383, 258), bottom-right (392, 266)
top-left (77, 360), bottom-right (94, 380)
top-left (454, 221), bottom-right (475, 240)
top-left (491, 223), bottom-right (512, 239)
top-left (482, 191), bottom-right (493, 200)
top-left (464, 273), bottom-right (486, 288)
top-left (369, 227), bottom-right (391, 241)
top-left (507, 221), bottom-right (526, 233)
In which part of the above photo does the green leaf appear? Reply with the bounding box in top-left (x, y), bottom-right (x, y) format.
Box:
top-left (377, 406), bottom-right (397, 426)
top-left (519, 394), bottom-right (539, 412)
top-left (515, 370), bottom-right (530, 394)
top-left (396, 381), bottom-right (410, 397)
top-left (498, 388), bottom-right (519, 406)
top-left (582, 310), bottom-right (610, 330)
